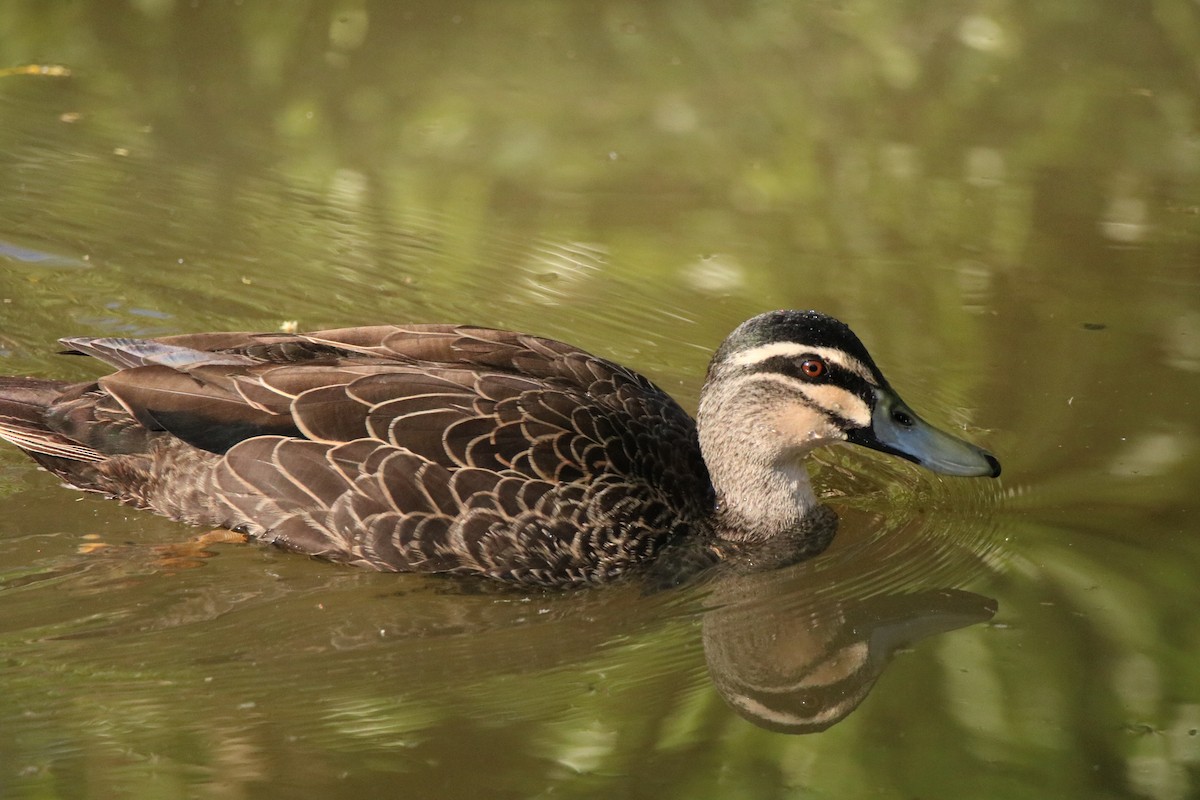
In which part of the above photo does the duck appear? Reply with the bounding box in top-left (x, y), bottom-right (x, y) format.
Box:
top-left (0, 310), bottom-right (999, 587)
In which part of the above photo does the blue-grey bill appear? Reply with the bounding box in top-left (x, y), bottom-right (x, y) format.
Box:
top-left (854, 393), bottom-right (1001, 478)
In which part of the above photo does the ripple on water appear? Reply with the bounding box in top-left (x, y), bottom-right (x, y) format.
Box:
top-left (803, 446), bottom-right (1009, 602)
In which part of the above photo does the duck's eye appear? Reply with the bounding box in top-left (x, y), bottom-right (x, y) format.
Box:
top-left (799, 358), bottom-right (826, 379)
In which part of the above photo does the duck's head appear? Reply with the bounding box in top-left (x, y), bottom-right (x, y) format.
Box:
top-left (698, 310), bottom-right (999, 536)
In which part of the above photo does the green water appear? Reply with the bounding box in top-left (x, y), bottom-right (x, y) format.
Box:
top-left (0, 2), bottom-right (1198, 798)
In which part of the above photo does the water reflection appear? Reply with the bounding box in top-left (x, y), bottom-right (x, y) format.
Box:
top-left (702, 575), bottom-right (995, 734)
top-left (0, 239), bottom-right (90, 270)
top-left (647, 506), bottom-right (997, 735)
top-left (0, 497), bottom-right (995, 742)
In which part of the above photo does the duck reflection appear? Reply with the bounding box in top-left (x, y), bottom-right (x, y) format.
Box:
top-left (651, 508), bottom-right (996, 734)
top-left (702, 580), bottom-right (995, 734)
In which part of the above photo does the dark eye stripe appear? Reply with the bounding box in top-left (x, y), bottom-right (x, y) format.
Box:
top-left (754, 355), bottom-right (875, 405)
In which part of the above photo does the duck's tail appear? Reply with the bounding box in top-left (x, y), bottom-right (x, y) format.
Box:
top-left (0, 377), bottom-right (104, 462)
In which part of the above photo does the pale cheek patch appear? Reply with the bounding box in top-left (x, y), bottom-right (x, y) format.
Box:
top-left (768, 404), bottom-right (843, 445)
top-left (799, 385), bottom-right (871, 427)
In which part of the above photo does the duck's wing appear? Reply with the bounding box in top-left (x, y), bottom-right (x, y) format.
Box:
top-left (52, 326), bottom-right (712, 583)
top-left (60, 325), bottom-right (700, 468)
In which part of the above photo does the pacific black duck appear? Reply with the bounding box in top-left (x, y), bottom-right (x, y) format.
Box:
top-left (0, 310), bottom-right (999, 586)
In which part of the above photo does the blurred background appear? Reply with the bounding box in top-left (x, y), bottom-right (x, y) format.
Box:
top-left (0, 2), bottom-right (1198, 798)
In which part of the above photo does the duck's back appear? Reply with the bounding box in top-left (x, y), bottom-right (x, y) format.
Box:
top-left (0, 325), bottom-right (714, 585)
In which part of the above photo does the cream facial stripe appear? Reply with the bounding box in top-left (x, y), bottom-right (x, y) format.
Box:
top-left (725, 342), bottom-right (874, 381)
top-left (724, 372), bottom-right (873, 428)
top-left (797, 383), bottom-right (872, 427)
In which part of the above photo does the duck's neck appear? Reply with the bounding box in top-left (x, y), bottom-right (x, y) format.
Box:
top-left (697, 387), bottom-right (823, 543)
top-left (710, 457), bottom-right (820, 542)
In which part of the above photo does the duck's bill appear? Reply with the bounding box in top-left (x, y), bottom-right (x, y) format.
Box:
top-left (848, 392), bottom-right (1001, 478)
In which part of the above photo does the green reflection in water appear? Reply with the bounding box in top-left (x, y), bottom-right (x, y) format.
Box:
top-left (0, 1), bottom-right (1198, 798)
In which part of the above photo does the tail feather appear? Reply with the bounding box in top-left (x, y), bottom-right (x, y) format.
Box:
top-left (0, 377), bottom-right (73, 412)
top-left (0, 377), bottom-right (105, 462)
